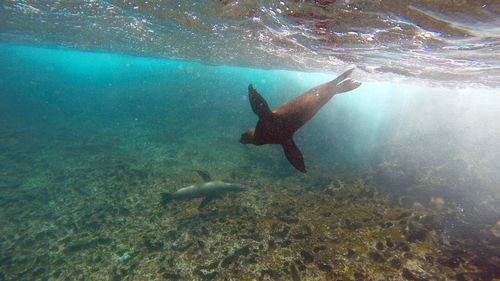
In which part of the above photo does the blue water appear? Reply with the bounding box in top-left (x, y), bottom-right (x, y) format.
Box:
top-left (1, 44), bottom-right (499, 280)
top-left (1, 43), bottom-right (498, 201)
top-left (0, 44), bottom-right (398, 161)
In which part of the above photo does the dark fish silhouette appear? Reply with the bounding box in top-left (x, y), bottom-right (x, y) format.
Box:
top-left (240, 68), bottom-right (361, 173)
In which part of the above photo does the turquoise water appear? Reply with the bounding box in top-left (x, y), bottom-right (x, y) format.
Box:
top-left (3, 44), bottom-right (497, 174)
top-left (1, 44), bottom-right (499, 280)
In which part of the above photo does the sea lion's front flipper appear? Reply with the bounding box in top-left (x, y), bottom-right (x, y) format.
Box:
top-left (199, 195), bottom-right (220, 208)
top-left (248, 84), bottom-right (273, 118)
top-left (192, 169), bottom-right (212, 182)
top-left (281, 138), bottom-right (307, 173)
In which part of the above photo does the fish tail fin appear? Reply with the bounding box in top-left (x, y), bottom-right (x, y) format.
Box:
top-left (161, 192), bottom-right (173, 206)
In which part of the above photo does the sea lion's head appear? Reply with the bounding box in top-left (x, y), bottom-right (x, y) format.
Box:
top-left (240, 128), bottom-right (255, 144)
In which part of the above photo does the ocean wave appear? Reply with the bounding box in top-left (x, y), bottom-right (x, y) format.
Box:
top-left (1, 0), bottom-right (499, 87)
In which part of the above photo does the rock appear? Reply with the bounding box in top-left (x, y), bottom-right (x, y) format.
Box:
top-left (406, 222), bottom-right (427, 242)
top-left (289, 264), bottom-right (300, 281)
top-left (401, 268), bottom-right (427, 281)
top-left (278, 216), bottom-right (299, 224)
top-left (144, 239), bottom-right (164, 252)
top-left (300, 250), bottom-right (314, 264)
top-left (63, 237), bottom-right (112, 254)
top-left (438, 257), bottom-right (461, 268)
top-left (385, 237), bottom-right (394, 248)
top-left (292, 225), bottom-right (312, 240)
top-left (261, 269), bottom-right (280, 278)
top-left (390, 258), bottom-right (402, 268)
top-left (194, 268), bottom-right (218, 280)
top-left (316, 263), bottom-right (332, 272)
top-left (267, 240), bottom-right (276, 251)
top-left (220, 245), bottom-right (250, 268)
top-left (162, 272), bottom-right (182, 280)
top-left (368, 251), bottom-right (386, 263)
top-left (313, 245), bottom-right (326, 252)
top-left (271, 225), bottom-right (290, 239)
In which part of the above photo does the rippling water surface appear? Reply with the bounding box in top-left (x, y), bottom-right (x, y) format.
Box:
top-left (1, 0), bottom-right (499, 86)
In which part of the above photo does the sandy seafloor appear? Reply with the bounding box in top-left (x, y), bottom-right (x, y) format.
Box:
top-left (0, 45), bottom-right (499, 280)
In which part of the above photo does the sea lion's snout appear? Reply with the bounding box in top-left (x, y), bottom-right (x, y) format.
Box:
top-left (240, 128), bottom-right (255, 144)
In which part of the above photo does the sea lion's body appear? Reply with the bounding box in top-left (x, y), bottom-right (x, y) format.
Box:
top-left (240, 68), bottom-right (361, 173)
top-left (165, 181), bottom-right (244, 201)
top-left (161, 170), bottom-right (245, 208)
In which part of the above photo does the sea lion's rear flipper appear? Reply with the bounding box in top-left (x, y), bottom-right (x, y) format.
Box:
top-left (282, 138), bottom-right (307, 173)
top-left (248, 84), bottom-right (273, 118)
top-left (327, 68), bottom-right (361, 94)
top-left (336, 79), bottom-right (361, 94)
top-left (161, 193), bottom-right (173, 206)
top-left (331, 68), bottom-right (355, 84)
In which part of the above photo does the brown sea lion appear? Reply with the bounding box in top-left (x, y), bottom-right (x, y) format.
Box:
top-left (240, 68), bottom-right (361, 173)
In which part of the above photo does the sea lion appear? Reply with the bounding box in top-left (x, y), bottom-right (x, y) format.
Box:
top-left (240, 68), bottom-right (361, 173)
top-left (161, 170), bottom-right (245, 208)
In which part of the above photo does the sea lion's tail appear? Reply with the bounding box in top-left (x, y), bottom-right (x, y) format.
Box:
top-left (161, 192), bottom-right (173, 206)
top-left (331, 68), bottom-right (355, 84)
top-left (328, 68), bottom-right (362, 94)
top-left (336, 78), bottom-right (361, 94)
